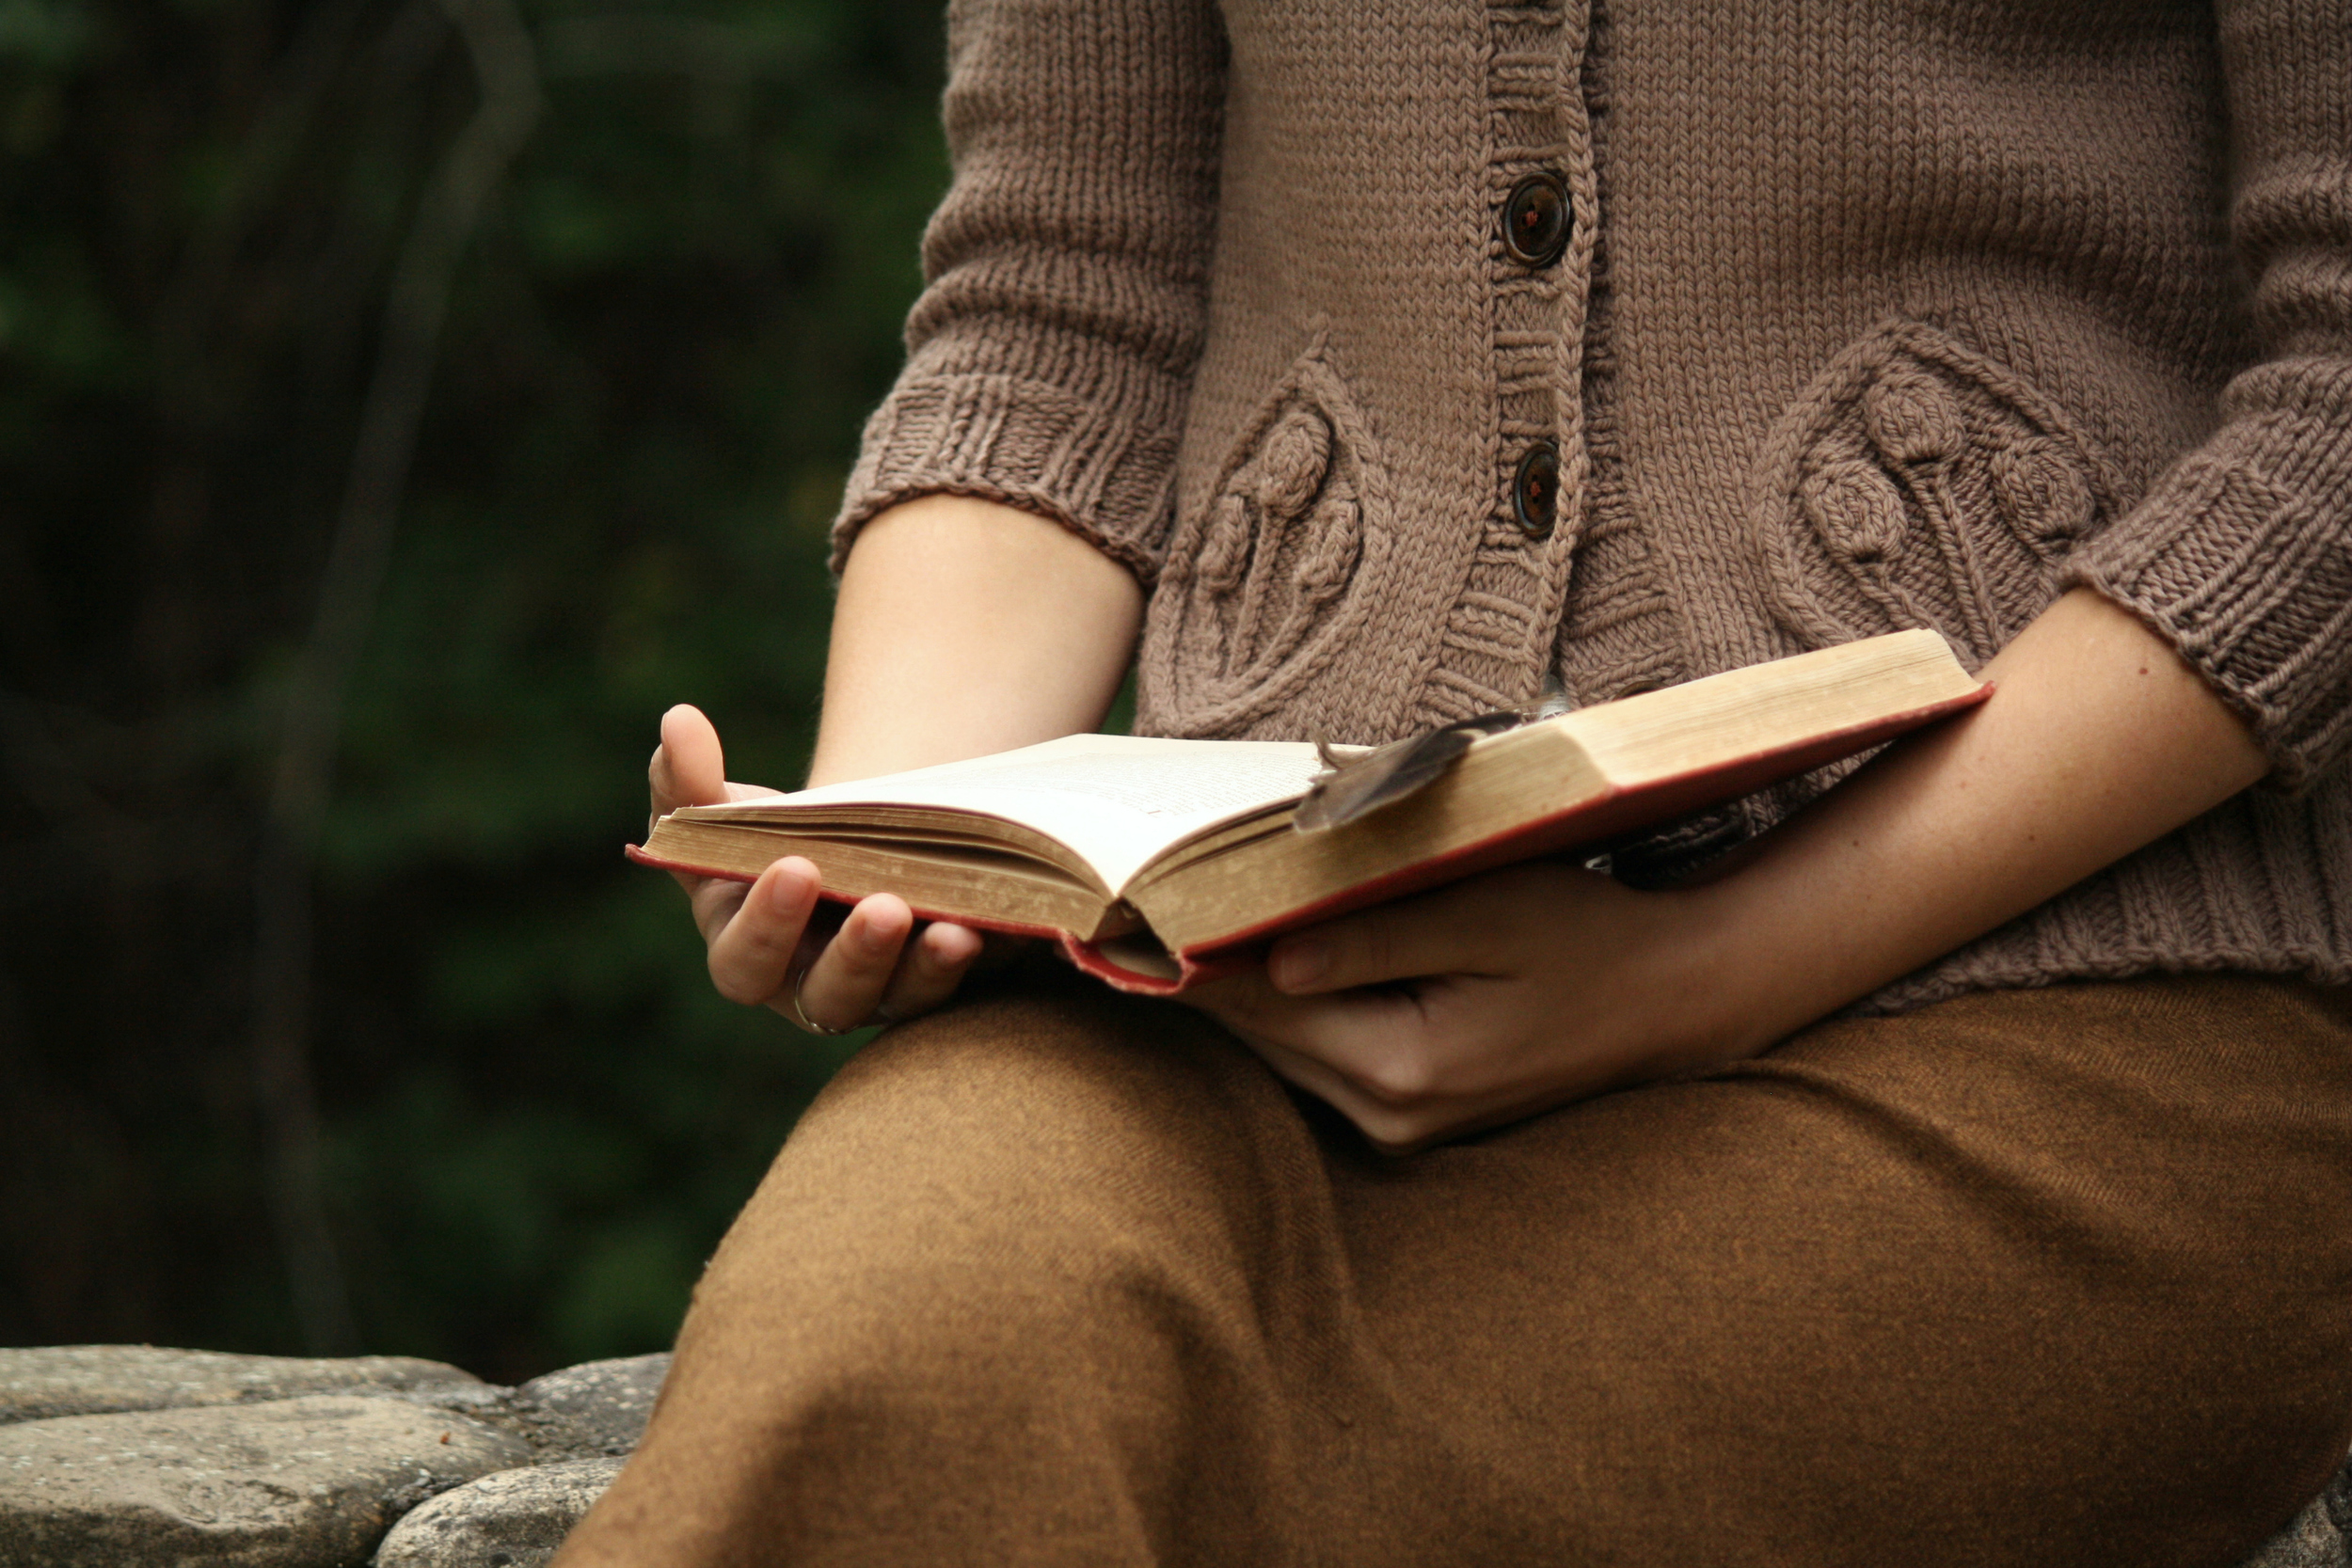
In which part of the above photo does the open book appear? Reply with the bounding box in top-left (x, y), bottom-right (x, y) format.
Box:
top-left (630, 628), bottom-right (1987, 993)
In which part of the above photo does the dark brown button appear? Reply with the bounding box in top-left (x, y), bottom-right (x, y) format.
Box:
top-left (1511, 440), bottom-right (1560, 538)
top-left (1502, 173), bottom-right (1571, 268)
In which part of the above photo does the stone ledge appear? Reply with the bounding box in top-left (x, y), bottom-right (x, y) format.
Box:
top-left (374, 1457), bottom-right (626, 1568)
top-left (0, 1344), bottom-right (2343, 1564)
top-left (0, 1347), bottom-right (485, 1427)
top-left (0, 1347), bottom-right (666, 1567)
top-left (0, 1394), bottom-right (530, 1568)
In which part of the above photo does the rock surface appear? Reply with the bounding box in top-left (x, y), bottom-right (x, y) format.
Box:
top-left (2246, 1489), bottom-right (2347, 1568)
top-left (0, 1393), bottom-right (530, 1568)
top-left (0, 1346), bottom-right (483, 1426)
top-left (513, 1355), bottom-right (669, 1458)
top-left (2239, 1457), bottom-right (2352, 1568)
top-left (0, 1342), bottom-right (2343, 1565)
top-left (372, 1456), bottom-right (624, 1568)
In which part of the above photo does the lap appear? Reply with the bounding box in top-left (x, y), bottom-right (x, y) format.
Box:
top-left (1316, 974), bottom-right (2352, 1562)
top-left (580, 968), bottom-right (2352, 1567)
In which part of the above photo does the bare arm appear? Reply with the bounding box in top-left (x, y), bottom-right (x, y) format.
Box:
top-left (1195, 588), bottom-right (2270, 1150)
top-left (1670, 587), bottom-right (2266, 1050)
top-left (807, 495), bottom-right (1144, 785)
top-left (653, 494), bottom-right (1142, 1032)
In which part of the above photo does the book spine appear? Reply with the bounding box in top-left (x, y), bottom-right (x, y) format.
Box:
top-left (1054, 936), bottom-right (1263, 995)
top-left (1056, 937), bottom-right (1186, 994)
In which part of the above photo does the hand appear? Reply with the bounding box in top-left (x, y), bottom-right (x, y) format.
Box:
top-left (1189, 590), bottom-right (2273, 1155)
top-left (650, 704), bottom-right (985, 1035)
top-left (1184, 862), bottom-right (1740, 1154)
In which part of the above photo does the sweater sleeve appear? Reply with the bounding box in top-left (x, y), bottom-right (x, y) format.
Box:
top-left (2063, 0), bottom-right (2352, 787)
top-left (828, 0), bottom-right (1228, 584)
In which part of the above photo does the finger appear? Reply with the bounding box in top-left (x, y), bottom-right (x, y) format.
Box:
top-left (651, 706), bottom-right (779, 895)
top-left (873, 921), bottom-right (986, 1023)
top-left (1219, 1024), bottom-right (1444, 1156)
top-left (706, 857), bottom-right (821, 1006)
top-left (1223, 1006), bottom-right (1543, 1154)
top-left (793, 893), bottom-right (916, 1032)
top-left (687, 874), bottom-right (754, 945)
top-left (1265, 879), bottom-right (1507, 994)
top-left (1189, 973), bottom-right (1442, 1105)
top-left (653, 704), bottom-right (727, 816)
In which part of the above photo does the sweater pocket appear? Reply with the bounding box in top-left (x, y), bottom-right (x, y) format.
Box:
top-left (1750, 319), bottom-right (2124, 666)
top-left (1142, 339), bottom-right (1398, 737)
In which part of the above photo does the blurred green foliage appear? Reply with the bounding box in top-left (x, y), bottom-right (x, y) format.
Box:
top-left (0, 0), bottom-right (948, 1379)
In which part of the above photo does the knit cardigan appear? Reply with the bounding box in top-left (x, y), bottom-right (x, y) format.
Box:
top-left (834, 0), bottom-right (2352, 1013)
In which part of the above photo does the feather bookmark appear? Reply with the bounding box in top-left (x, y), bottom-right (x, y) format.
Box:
top-left (1292, 711), bottom-right (1524, 832)
top-left (1292, 675), bottom-right (1572, 834)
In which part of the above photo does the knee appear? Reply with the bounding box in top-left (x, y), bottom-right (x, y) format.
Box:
top-left (734, 979), bottom-right (1302, 1275)
top-left (674, 978), bottom-right (1311, 1418)
top-left (631, 989), bottom-right (1309, 1559)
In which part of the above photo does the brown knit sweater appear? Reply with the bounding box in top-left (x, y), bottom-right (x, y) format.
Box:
top-left (834, 0), bottom-right (2352, 1012)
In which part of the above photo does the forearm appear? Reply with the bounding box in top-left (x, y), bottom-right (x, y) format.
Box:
top-left (1687, 588), bottom-right (2269, 1049)
top-left (809, 494), bottom-right (1144, 788)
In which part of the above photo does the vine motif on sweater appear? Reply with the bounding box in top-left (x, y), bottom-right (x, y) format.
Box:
top-left (1144, 337), bottom-right (1397, 738)
top-left (1754, 320), bottom-right (2126, 668)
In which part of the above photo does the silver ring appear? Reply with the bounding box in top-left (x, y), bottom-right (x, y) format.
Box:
top-left (789, 967), bottom-right (852, 1037)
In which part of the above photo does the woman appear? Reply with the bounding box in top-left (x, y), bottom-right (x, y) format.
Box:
top-left (559, 0), bottom-right (2352, 1561)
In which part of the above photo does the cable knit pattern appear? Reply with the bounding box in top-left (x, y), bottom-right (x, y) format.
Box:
top-left (838, 0), bottom-right (2352, 1013)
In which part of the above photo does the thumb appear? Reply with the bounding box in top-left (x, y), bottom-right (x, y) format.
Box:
top-left (652, 704), bottom-right (728, 815)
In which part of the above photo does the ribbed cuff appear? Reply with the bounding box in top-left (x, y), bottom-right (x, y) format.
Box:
top-left (2065, 364), bottom-right (2352, 789)
top-left (831, 327), bottom-right (1192, 585)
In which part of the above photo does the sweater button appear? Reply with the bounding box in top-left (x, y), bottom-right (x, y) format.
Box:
top-left (1511, 441), bottom-right (1560, 538)
top-left (1501, 173), bottom-right (1571, 267)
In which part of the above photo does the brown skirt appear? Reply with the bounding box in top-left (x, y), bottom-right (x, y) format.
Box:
top-left (554, 969), bottom-right (2352, 1567)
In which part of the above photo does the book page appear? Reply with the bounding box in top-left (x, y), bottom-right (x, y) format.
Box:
top-left (686, 734), bottom-right (1325, 891)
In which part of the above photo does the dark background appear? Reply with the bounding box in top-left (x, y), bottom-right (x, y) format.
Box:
top-left (0, 0), bottom-right (951, 1382)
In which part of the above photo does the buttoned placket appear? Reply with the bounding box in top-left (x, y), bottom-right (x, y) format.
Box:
top-left (1406, 0), bottom-right (1596, 730)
